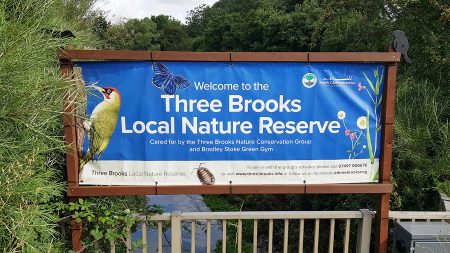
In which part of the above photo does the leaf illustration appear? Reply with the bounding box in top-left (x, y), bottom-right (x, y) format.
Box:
top-left (372, 169), bottom-right (379, 182)
top-left (365, 108), bottom-right (375, 164)
top-left (377, 96), bottom-right (383, 106)
top-left (375, 79), bottom-right (380, 96)
top-left (379, 68), bottom-right (385, 87)
top-left (375, 67), bottom-right (384, 96)
top-left (362, 71), bottom-right (375, 94)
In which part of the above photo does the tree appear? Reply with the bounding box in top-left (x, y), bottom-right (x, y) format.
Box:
top-left (151, 15), bottom-right (190, 51)
top-left (104, 18), bottom-right (160, 50)
top-left (91, 12), bottom-right (110, 42)
top-left (187, 0), bottom-right (449, 211)
top-left (186, 0), bottom-right (323, 51)
top-left (186, 4), bottom-right (211, 37)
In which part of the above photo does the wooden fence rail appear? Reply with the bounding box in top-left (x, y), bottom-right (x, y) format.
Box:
top-left (63, 210), bottom-right (449, 253)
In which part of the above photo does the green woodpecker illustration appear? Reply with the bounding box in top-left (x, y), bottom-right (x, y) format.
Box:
top-left (80, 85), bottom-right (121, 170)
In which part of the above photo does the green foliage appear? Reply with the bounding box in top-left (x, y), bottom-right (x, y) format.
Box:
top-left (0, 0), bottom-right (96, 251)
top-left (317, 0), bottom-right (392, 52)
top-left (394, 0), bottom-right (449, 88)
top-left (215, 234), bottom-right (253, 253)
top-left (436, 181), bottom-right (450, 197)
top-left (1, 0), bottom-right (448, 251)
top-left (392, 77), bottom-right (449, 210)
top-left (103, 18), bottom-right (160, 50)
top-left (186, 4), bottom-right (211, 37)
top-left (194, 0), bottom-right (449, 250)
top-left (151, 15), bottom-right (191, 51)
top-left (97, 14), bottom-right (192, 51)
top-left (186, 0), bottom-right (323, 51)
top-left (90, 13), bottom-right (110, 43)
top-left (0, 1), bottom-right (154, 252)
top-left (56, 196), bottom-right (162, 252)
top-left (189, 0), bottom-right (449, 212)
top-left (204, 194), bottom-right (370, 251)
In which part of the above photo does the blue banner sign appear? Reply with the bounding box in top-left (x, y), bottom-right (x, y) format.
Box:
top-left (76, 61), bottom-right (385, 185)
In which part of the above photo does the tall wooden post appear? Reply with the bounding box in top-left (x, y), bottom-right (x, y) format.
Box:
top-left (60, 57), bottom-right (83, 252)
top-left (69, 197), bottom-right (83, 252)
top-left (375, 47), bottom-right (398, 253)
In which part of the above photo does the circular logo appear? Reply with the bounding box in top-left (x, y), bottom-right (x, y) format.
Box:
top-left (302, 73), bottom-right (317, 88)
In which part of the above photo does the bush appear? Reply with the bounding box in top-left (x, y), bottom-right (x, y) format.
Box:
top-left (392, 77), bottom-right (450, 210)
top-left (0, 0), bottom-right (95, 251)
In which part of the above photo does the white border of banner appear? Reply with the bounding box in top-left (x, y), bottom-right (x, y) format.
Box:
top-left (80, 159), bottom-right (379, 185)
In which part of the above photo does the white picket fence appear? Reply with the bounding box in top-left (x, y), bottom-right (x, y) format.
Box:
top-left (116, 210), bottom-right (449, 253)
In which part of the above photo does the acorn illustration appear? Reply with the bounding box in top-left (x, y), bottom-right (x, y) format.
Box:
top-left (193, 163), bottom-right (215, 185)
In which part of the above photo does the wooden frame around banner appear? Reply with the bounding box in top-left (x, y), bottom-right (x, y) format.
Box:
top-left (60, 49), bottom-right (399, 197)
top-left (60, 49), bottom-right (399, 253)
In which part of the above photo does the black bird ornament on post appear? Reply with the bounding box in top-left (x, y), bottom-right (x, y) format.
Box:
top-left (42, 28), bottom-right (75, 39)
top-left (393, 30), bottom-right (412, 64)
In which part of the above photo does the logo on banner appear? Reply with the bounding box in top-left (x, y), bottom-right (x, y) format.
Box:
top-left (302, 73), bottom-right (317, 88)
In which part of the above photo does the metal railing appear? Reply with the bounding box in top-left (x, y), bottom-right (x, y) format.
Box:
top-left (112, 210), bottom-right (450, 253)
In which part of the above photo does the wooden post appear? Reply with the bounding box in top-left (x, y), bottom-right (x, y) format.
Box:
top-left (70, 215), bottom-right (83, 252)
top-left (60, 58), bottom-right (79, 189)
top-left (375, 47), bottom-right (398, 253)
top-left (69, 197), bottom-right (83, 253)
top-left (171, 211), bottom-right (182, 253)
top-left (61, 57), bottom-right (83, 252)
top-left (356, 209), bottom-right (374, 253)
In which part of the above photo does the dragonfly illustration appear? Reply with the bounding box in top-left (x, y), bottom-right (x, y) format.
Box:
top-left (152, 62), bottom-right (191, 95)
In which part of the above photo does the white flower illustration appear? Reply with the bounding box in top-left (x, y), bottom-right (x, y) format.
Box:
top-left (337, 111), bottom-right (346, 120)
top-left (363, 145), bottom-right (367, 149)
top-left (357, 116), bottom-right (368, 129)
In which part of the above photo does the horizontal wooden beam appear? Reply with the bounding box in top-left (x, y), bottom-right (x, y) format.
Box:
top-left (152, 51), bottom-right (230, 61)
top-left (389, 211), bottom-right (450, 220)
top-left (58, 49), bottom-right (401, 63)
top-left (230, 52), bottom-right (308, 62)
top-left (178, 211), bottom-right (364, 220)
top-left (308, 52), bottom-right (400, 62)
top-left (58, 50), bottom-right (152, 61)
top-left (68, 183), bottom-right (393, 197)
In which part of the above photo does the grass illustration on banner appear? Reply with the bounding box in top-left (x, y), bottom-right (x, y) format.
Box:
top-left (152, 62), bottom-right (191, 95)
top-left (361, 66), bottom-right (384, 163)
top-left (362, 67), bottom-right (384, 182)
top-left (338, 66), bottom-right (384, 182)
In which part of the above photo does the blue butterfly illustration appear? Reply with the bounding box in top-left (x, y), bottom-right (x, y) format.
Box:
top-left (152, 62), bottom-right (191, 95)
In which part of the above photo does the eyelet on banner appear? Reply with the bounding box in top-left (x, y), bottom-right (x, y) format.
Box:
top-left (303, 180), bottom-right (307, 195)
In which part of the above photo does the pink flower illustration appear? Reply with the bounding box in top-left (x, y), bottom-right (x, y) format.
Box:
top-left (358, 82), bottom-right (364, 91)
top-left (350, 133), bottom-right (355, 140)
top-left (345, 129), bottom-right (350, 136)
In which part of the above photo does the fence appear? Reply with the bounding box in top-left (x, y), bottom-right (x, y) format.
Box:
top-left (115, 210), bottom-right (450, 253)
top-left (388, 211), bottom-right (450, 253)
top-left (114, 210), bottom-right (450, 253)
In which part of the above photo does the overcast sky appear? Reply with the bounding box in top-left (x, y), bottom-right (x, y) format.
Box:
top-left (94, 0), bottom-right (218, 23)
